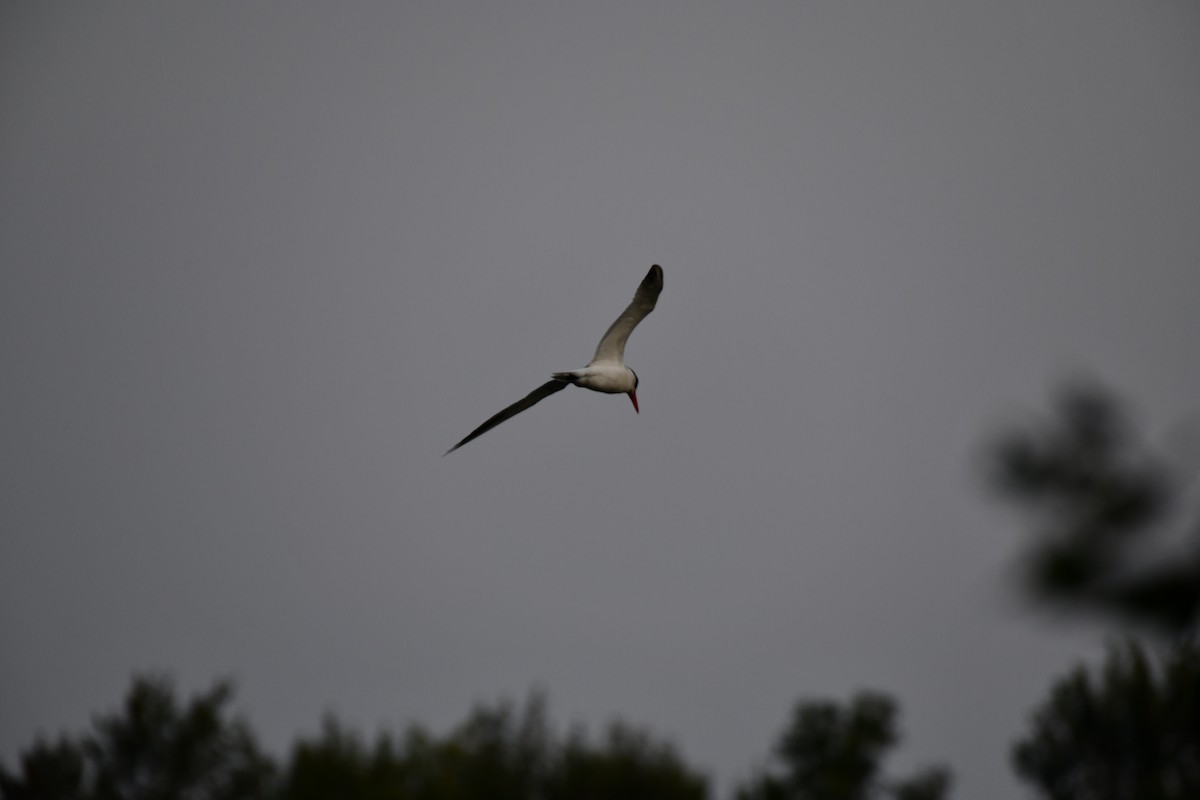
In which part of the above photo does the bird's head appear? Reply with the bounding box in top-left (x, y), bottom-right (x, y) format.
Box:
top-left (628, 368), bottom-right (640, 413)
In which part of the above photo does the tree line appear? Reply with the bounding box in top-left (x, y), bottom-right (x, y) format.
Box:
top-left (1, 675), bottom-right (947, 800)
top-left (4, 382), bottom-right (1198, 800)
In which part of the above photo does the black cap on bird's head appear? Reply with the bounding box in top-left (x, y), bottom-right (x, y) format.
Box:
top-left (628, 368), bottom-right (640, 413)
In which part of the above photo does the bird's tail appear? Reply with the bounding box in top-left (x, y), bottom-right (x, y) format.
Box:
top-left (552, 371), bottom-right (581, 384)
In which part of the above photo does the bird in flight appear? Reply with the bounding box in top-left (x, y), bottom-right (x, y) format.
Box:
top-left (445, 264), bottom-right (664, 455)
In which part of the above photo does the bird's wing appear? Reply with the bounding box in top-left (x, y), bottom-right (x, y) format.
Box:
top-left (444, 379), bottom-right (571, 455)
top-left (589, 264), bottom-right (663, 365)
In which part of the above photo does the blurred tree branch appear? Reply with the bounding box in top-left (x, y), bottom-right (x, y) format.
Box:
top-left (989, 381), bottom-right (1200, 640)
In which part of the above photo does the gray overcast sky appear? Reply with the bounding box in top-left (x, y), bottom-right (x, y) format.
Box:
top-left (3, 3), bottom-right (1199, 796)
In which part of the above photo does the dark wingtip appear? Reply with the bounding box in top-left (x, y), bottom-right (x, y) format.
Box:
top-left (644, 264), bottom-right (663, 292)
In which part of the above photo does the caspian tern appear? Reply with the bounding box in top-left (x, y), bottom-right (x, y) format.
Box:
top-left (445, 264), bottom-right (664, 455)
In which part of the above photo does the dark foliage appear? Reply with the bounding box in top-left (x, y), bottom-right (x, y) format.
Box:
top-left (735, 692), bottom-right (951, 800)
top-left (0, 675), bottom-right (275, 800)
top-left (0, 737), bottom-right (87, 800)
top-left (990, 382), bottom-right (1200, 638)
top-left (992, 382), bottom-right (1200, 799)
top-left (2, 680), bottom-right (708, 800)
top-left (1013, 640), bottom-right (1200, 800)
top-left (279, 692), bottom-right (708, 800)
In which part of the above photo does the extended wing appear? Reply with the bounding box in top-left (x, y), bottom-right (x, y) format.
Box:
top-left (444, 379), bottom-right (571, 455)
top-left (589, 264), bottom-right (663, 365)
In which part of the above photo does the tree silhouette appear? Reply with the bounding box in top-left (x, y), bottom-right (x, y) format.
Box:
top-left (278, 691), bottom-right (707, 800)
top-left (0, 674), bottom-right (275, 800)
top-left (275, 717), bottom-right (409, 800)
top-left (545, 721), bottom-right (708, 800)
top-left (1012, 640), bottom-right (1200, 800)
top-left (0, 736), bottom-right (88, 800)
top-left (734, 692), bottom-right (951, 800)
top-left (990, 382), bottom-right (1200, 799)
top-left (280, 694), bottom-right (554, 800)
top-left (4, 681), bottom-right (711, 800)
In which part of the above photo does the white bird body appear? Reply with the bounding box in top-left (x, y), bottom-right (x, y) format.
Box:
top-left (446, 264), bottom-right (663, 454)
top-left (553, 363), bottom-right (637, 394)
